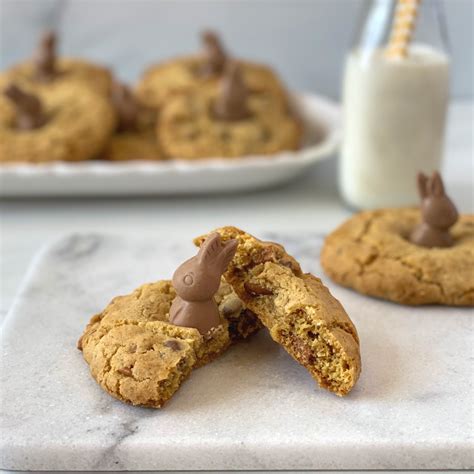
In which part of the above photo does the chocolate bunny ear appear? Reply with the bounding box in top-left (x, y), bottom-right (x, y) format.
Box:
top-left (217, 239), bottom-right (238, 273)
top-left (39, 30), bottom-right (56, 52)
top-left (197, 232), bottom-right (222, 266)
top-left (34, 30), bottom-right (57, 80)
top-left (197, 233), bottom-right (237, 274)
top-left (199, 29), bottom-right (227, 79)
top-left (417, 172), bottom-right (429, 199)
top-left (430, 171), bottom-right (445, 197)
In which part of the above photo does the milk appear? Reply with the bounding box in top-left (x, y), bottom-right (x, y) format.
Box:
top-left (340, 45), bottom-right (449, 209)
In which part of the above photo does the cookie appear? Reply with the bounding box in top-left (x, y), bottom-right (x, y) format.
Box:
top-left (136, 56), bottom-right (289, 110)
top-left (321, 209), bottom-right (474, 306)
top-left (194, 227), bottom-right (361, 397)
top-left (78, 280), bottom-right (261, 408)
top-left (0, 82), bottom-right (116, 163)
top-left (158, 85), bottom-right (301, 159)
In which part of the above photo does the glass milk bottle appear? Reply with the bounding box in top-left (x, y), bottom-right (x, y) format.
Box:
top-left (340, 0), bottom-right (450, 209)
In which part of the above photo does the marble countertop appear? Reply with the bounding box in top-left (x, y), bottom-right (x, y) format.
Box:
top-left (1, 232), bottom-right (472, 471)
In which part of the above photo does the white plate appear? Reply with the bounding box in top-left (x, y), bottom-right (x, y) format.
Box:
top-left (0, 93), bottom-right (340, 197)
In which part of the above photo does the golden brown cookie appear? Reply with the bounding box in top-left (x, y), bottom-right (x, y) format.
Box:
top-left (194, 227), bottom-right (361, 397)
top-left (0, 82), bottom-right (116, 163)
top-left (136, 55), bottom-right (289, 110)
top-left (158, 88), bottom-right (301, 159)
top-left (321, 209), bottom-right (474, 306)
top-left (78, 280), bottom-right (261, 408)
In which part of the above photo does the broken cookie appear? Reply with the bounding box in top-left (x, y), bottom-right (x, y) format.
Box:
top-left (194, 227), bottom-right (361, 397)
top-left (78, 280), bottom-right (260, 408)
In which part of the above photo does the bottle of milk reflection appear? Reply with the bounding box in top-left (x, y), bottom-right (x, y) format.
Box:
top-left (340, 0), bottom-right (450, 209)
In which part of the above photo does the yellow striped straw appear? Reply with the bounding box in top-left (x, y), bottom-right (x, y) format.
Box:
top-left (385, 0), bottom-right (421, 59)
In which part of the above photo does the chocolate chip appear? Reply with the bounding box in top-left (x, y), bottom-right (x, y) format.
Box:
top-left (228, 309), bottom-right (261, 341)
top-left (280, 257), bottom-right (300, 273)
top-left (291, 336), bottom-right (314, 365)
top-left (255, 246), bottom-right (280, 264)
top-left (117, 367), bottom-right (133, 376)
top-left (164, 340), bottom-right (182, 351)
top-left (244, 281), bottom-right (273, 296)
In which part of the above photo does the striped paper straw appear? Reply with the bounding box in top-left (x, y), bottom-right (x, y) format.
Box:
top-left (385, 0), bottom-right (421, 59)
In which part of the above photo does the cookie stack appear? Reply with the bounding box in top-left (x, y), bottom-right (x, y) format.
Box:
top-left (0, 31), bottom-right (302, 164)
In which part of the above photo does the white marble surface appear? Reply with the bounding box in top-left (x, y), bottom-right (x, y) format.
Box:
top-left (1, 232), bottom-right (473, 471)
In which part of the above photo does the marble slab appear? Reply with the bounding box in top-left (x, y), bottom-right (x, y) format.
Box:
top-left (1, 232), bottom-right (473, 470)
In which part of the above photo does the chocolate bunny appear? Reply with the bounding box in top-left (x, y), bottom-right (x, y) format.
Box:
top-left (410, 171), bottom-right (459, 248)
top-left (4, 84), bottom-right (47, 130)
top-left (33, 31), bottom-right (57, 82)
top-left (214, 61), bottom-right (251, 121)
top-left (170, 233), bottom-right (238, 334)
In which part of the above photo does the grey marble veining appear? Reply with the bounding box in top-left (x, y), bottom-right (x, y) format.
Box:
top-left (1, 232), bottom-right (473, 471)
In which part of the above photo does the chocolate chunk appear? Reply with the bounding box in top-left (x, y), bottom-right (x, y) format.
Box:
top-left (244, 281), bottom-right (273, 296)
top-left (164, 340), bottom-right (182, 351)
top-left (117, 367), bottom-right (133, 376)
